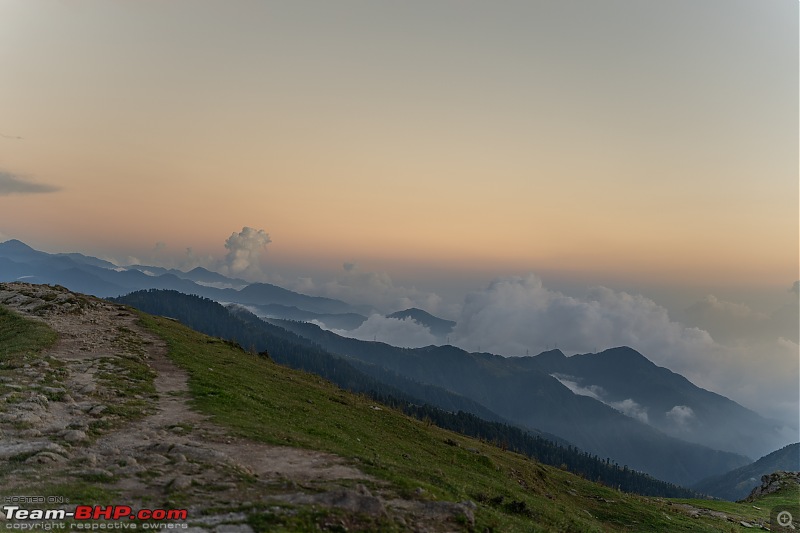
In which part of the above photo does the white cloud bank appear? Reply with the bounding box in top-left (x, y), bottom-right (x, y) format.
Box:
top-left (452, 274), bottom-right (799, 426)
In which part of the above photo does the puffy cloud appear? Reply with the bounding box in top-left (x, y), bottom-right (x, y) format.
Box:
top-left (318, 314), bottom-right (438, 348)
top-left (611, 399), bottom-right (649, 424)
top-left (666, 405), bottom-right (695, 428)
top-left (452, 274), bottom-right (714, 359)
top-left (0, 171), bottom-right (60, 195)
top-left (218, 227), bottom-right (272, 281)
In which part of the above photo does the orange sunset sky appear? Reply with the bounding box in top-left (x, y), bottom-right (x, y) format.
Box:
top-left (1, 1), bottom-right (796, 289)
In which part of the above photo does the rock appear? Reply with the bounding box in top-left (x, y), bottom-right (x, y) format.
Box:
top-left (0, 441), bottom-right (68, 460)
top-left (63, 430), bottom-right (88, 442)
top-left (26, 451), bottom-right (68, 464)
top-left (169, 476), bottom-right (193, 491)
top-left (89, 405), bottom-right (107, 416)
top-left (743, 471), bottom-right (800, 502)
top-left (172, 453), bottom-right (187, 464)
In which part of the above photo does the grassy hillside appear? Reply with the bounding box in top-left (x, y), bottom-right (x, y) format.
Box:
top-left (137, 311), bottom-right (792, 531)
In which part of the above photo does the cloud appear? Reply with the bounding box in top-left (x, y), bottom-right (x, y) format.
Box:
top-left (686, 295), bottom-right (768, 321)
top-left (451, 274), bottom-right (798, 427)
top-left (552, 374), bottom-right (606, 401)
top-left (684, 293), bottom-right (798, 344)
top-left (0, 171), bottom-right (60, 195)
top-left (552, 374), bottom-right (649, 423)
top-left (217, 227), bottom-right (272, 281)
top-left (791, 281), bottom-right (799, 296)
top-left (666, 405), bottom-right (695, 428)
top-left (318, 314), bottom-right (438, 348)
top-left (296, 263), bottom-right (445, 314)
top-left (452, 274), bottom-right (714, 358)
top-left (611, 399), bottom-right (649, 424)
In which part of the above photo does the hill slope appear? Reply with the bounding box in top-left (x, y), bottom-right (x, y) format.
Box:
top-left (693, 443), bottom-right (800, 501)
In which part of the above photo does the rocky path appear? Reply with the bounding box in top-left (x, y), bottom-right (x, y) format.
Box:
top-left (0, 283), bottom-right (473, 532)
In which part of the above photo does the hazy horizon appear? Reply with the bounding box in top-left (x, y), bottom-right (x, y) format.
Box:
top-left (0, 2), bottom-right (797, 435)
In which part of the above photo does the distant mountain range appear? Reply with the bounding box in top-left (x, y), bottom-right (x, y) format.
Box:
top-left (0, 239), bottom-right (366, 317)
top-left (0, 238), bottom-right (462, 335)
top-left (692, 443), bottom-right (800, 501)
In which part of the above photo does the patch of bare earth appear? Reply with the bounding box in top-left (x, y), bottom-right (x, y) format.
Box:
top-left (0, 283), bottom-right (474, 532)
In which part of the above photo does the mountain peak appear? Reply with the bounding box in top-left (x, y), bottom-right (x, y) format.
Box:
top-left (0, 239), bottom-right (35, 251)
top-left (597, 346), bottom-right (655, 366)
top-left (536, 348), bottom-right (566, 360)
top-left (386, 308), bottom-right (456, 336)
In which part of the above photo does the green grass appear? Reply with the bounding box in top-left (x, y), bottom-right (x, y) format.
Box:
top-left (0, 306), bottom-right (58, 371)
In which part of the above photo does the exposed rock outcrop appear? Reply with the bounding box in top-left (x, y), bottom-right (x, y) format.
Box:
top-left (742, 470), bottom-right (800, 502)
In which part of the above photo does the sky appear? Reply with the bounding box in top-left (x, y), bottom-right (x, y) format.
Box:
top-left (0, 2), bottom-right (797, 428)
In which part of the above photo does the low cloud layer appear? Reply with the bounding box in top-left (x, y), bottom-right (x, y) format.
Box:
top-left (452, 274), bottom-right (714, 357)
top-left (0, 171), bottom-right (60, 195)
top-left (318, 314), bottom-right (438, 349)
top-left (684, 293), bottom-right (798, 344)
top-left (552, 374), bottom-right (649, 423)
top-left (453, 274), bottom-right (798, 426)
top-left (293, 263), bottom-right (445, 314)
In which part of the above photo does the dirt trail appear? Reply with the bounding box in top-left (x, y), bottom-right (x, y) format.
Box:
top-left (0, 283), bottom-right (473, 532)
